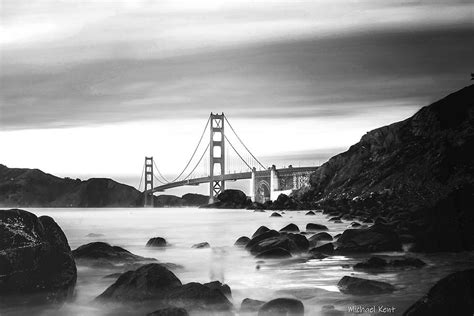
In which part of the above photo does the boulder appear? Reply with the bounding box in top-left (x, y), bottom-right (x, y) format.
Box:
top-left (202, 189), bottom-right (251, 209)
top-left (270, 212), bottom-right (282, 217)
top-left (390, 257), bottom-right (426, 268)
top-left (245, 230), bottom-right (280, 251)
top-left (146, 237), bottom-right (167, 248)
top-left (247, 232), bottom-right (308, 256)
top-left (247, 202), bottom-right (265, 210)
top-left (73, 242), bottom-right (154, 266)
top-left (306, 223), bottom-right (328, 231)
top-left (305, 211), bottom-right (316, 215)
top-left (256, 248), bottom-right (292, 259)
top-left (336, 224), bottom-right (402, 253)
top-left (96, 264), bottom-right (182, 301)
top-left (165, 282), bottom-right (233, 312)
top-left (309, 243), bottom-right (334, 254)
top-left (286, 233), bottom-right (309, 252)
top-left (192, 242), bottom-right (210, 249)
top-left (203, 281), bottom-right (231, 297)
top-left (403, 269), bottom-right (474, 316)
top-left (0, 209), bottom-right (77, 305)
top-left (337, 276), bottom-right (395, 295)
top-left (234, 236), bottom-right (250, 247)
top-left (353, 257), bottom-right (387, 270)
top-left (270, 194), bottom-right (300, 210)
top-left (147, 307), bottom-right (189, 316)
top-left (252, 226), bottom-right (270, 238)
top-left (241, 298), bottom-right (266, 312)
top-left (258, 298), bottom-right (304, 316)
top-left (309, 232), bottom-right (333, 244)
top-left (279, 223), bottom-right (299, 233)
top-left (308, 251), bottom-right (327, 260)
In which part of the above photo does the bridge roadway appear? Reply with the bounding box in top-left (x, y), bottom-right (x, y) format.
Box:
top-left (151, 166), bottom-right (318, 193)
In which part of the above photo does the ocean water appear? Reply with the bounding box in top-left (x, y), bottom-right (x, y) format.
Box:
top-left (6, 208), bottom-right (474, 316)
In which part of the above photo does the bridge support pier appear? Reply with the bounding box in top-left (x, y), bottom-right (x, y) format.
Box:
top-left (249, 167), bottom-right (256, 202)
top-left (209, 113), bottom-right (225, 203)
top-left (144, 156), bottom-right (154, 207)
top-left (270, 165), bottom-right (280, 201)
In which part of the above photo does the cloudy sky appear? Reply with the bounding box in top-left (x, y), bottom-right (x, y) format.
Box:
top-left (1, 0), bottom-right (473, 194)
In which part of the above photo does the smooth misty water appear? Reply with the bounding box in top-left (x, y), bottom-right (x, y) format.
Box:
top-left (8, 208), bottom-right (474, 316)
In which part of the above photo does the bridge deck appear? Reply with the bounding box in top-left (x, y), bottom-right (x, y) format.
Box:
top-left (150, 166), bottom-right (318, 193)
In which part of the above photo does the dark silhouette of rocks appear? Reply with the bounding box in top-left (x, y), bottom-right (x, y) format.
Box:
top-left (270, 212), bottom-right (282, 217)
top-left (72, 242), bottom-right (155, 266)
top-left (146, 237), bottom-right (168, 248)
top-left (310, 243), bottom-right (334, 254)
top-left (181, 193), bottom-right (209, 206)
top-left (305, 211), bottom-right (316, 215)
top-left (147, 307), bottom-right (188, 316)
top-left (279, 223), bottom-right (299, 232)
top-left (403, 269), bottom-right (474, 316)
top-left (293, 85), bottom-right (474, 252)
top-left (154, 193), bottom-right (209, 208)
top-left (0, 209), bottom-right (77, 306)
top-left (252, 226), bottom-right (270, 238)
top-left (354, 256), bottom-right (426, 270)
top-left (337, 276), bottom-right (395, 295)
top-left (241, 298), bottom-right (266, 313)
top-left (203, 281), bottom-right (232, 297)
top-left (306, 223), bottom-right (328, 231)
top-left (258, 298), bottom-right (304, 316)
top-left (234, 236), bottom-right (250, 247)
top-left (256, 248), bottom-right (292, 259)
top-left (336, 224), bottom-right (402, 253)
top-left (245, 229), bottom-right (308, 257)
top-left (201, 189), bottom-right (251, 209)
top-left (191, 242), bottom-right (210, 249)
top-left (309, 232), bottom-right (333, 243)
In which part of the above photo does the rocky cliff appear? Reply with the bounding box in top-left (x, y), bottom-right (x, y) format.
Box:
top-left (294, 85), bottom-right (474, 252)
top-left (0, 165), bottom-right (142, 207)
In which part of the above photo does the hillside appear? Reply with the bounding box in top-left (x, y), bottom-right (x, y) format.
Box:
top-left (0, 165), bottom-right (142, 207)
top-left (294, 85), bottom-right (474, 251)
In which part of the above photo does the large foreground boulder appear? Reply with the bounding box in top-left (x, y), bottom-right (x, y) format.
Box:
top-left (0, 209), bottom-right (77, 305)
top-left (336, 224), bottom-right (402, 253)
top-left (201, 189), bottom-right (251, 209)
top-left (403, 269), bottom-right (474, 316)
top-left (246, 230), bottom-right (309, 256)
top-left (72, 242), bottom-right (155, 266)
top-left (258, 298), bottom-right (304, 316)
top-left (337, 276), bottom-right (395, 295)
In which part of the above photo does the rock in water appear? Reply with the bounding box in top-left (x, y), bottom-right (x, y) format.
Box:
top-left (97, 264), bottom-right (182, 301)
top-left (270, 212), bottom-right (282, 217)
top-left (256, 248), bottom-right (292, 259)
top-left (146, 237), bottom-right (167, 248)
top-left (203, 281), bottom-right (232, 297)
top-left (258, 298), bottom-right (304, 316)
top-left (147, 307), bottom-right (189, 316)
top-left (0, 209), bottom-right (77, 305)
top-left (279, 223), bottom-right (299, 232)
top-left (72, 242), bottom-right (155, 266)
top-left (241, 298), bottom-right (266, 312)
top-left (305, 211), bottom-right (316, 215)
top-left (353, 257), bottom-right (388, 270)
top-left (234, 236), bottom-right (250, 247)
top-left (252, 226), bottom-right (270, 238)
top-left (336, 224), bottom-right (402, 253)
top-left (337, 276), bottom-right (395, 295)
top-left (403, 269), bottom-right (474, 316)
top-left (306, 223), bottom-right (328, 231)
top-left (192, 242), bottom-right (210, 249)
top-left (201, 189), bottom-right (251, 209)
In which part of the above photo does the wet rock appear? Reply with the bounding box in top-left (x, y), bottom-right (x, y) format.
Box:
top-left (241, 298), bottom-right (266, 312)
top-left (203, 281), bottom-right (232, 297)
top-left (73, 242), bottom-right (155, 266)
top-left (246, 230), bottom-right (280, 251)
top-left (96, 263), bottom-right (182, 301)
top-left (234, 236), bottom-right (250, 247)
top-left (309, 232), bottom-right (333, 242)
top-left (247, 231), bottom-right (308, 256)
top-left (192, 242), bottom-right (210, 249)
top-left (256, 248), bottom-right (292, 259)
top-left (309, 243), bottom-right (334, 254)
top-left (103, 273), bottom-right (123, 279)
top-left (390, 257), bottom-right (426, 268)
top-left (202, 189), bottom-right (251, 209)
top-left (336, 224), bottom-right (402, 253)
top-left (353, 257), bottom-right (387, 270)
top-left (146, 237), bottom-right (167, 248)
top-left (305, 211), bottom-right (316, 216)
top-left (403, 269), bottom-right (474, 316)
top-left (0, 209), bottom-right (77, 305)
top-left (147, 307), bottom-right (188, 316)
top-left (258, 298), bottom-right (304, 316)
top-left (252, 226), bottom-right (270, 238)
top-left (334, 234), bottom-right (342, 239)
top-left (285, 233), bottom-right (309, 252)
top-left (350, 222), bottom-right (361, 228)
top-left (329, 216), bottom-right (341, 222)
top-left (337, 276), bottom-right (395, 295)
top-left (270, 212), bottom-right (282, 217)
top-left (306, 223), bottom-right (328, 231)
top-left (247, 202), bottom-right (265, 210)
top-left (165, 282), bottom-right (233, 312)
top-left (270, 194), bottom-right (300, 210)
top-left (308, 251), bottom-right (327, 260)
top-left (279, 223), bottom-right (299, 233)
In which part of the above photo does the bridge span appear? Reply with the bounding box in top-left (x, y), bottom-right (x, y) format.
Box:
top-left (140, 113), bottom-right (318, 206)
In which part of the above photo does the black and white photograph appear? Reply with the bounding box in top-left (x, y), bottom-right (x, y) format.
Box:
top-left (1, 1), bottom-right (473, 315)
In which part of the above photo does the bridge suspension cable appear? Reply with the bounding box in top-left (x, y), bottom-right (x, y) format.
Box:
top-left (138, 161), bottom-right (145, 191)
top-left (224, 134), bottom-right (252, 170)
top-left (224, 115), bottom-right (266, 170)
top-left (181, 142), bottom-right (210, 181)
top-left (153, 160), bottom-right (171, 183)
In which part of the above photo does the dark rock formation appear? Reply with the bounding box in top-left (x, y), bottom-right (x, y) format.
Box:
top-left (269, 194), bottom-right (300, 210)
top-left (181, 193), bottom-right (209, 207)
top-left (246, 230), bottom-right (308, 257)
top-left (0, 165), bottom-right (143, 207)
top-left (154, 194), bottom-right (209, 208)
top-left (201, 189), bottom-right (251, 209)
top-left (336, 224), bottom-right (402, 253)
top-left (270, 212), bottom-right (282, 217)
top-left (354, 256), bottom-right (426, 270)
top-left (306, 223), bottom-right (328, 231)
top-left (234, 236), bottom-right (250, 247)
top-left (255, 248), bottom-right (292, 259)
top-left (146, 237), bottom-right (167, 248)
top-left (279, 223), bottom-right (299, 232)
top-left (241, 298), bottom-right (266, 312)
top-left (192, 242), bottom-right (210, 249)
top-left (403, 269), bottom-right (474, 316)
top-left (353, 257), bottom-right (387, 270)
top-left (258, 298), bottom-right (304, 316)
top-left (203, 281), bottom-right (232, 297)
top-left (73, 242), bottom-right (155, 266)
top-left (309, 232), bottom-right (333, 245)
top-left (337, 276), bottom-right (395, 295)
top-left (292, 85), bottom-right (474, 252)
top-left (147, 307), bottom-right (189, 316)
top-left (0, 209), bottom-right (77, 305)
top-left (310, 243), bottom-right (334, 254)
top-left (252, 226), bottom-right (270, 238)
top-left (305, 211), bottom-right (316, 215)
top-left (165, 282), bottom-right (233, 312)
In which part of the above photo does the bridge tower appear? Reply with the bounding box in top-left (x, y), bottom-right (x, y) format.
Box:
top-left (209, 113), bottom-right (225, 203)
top-left (144, 156), bottom-right (154, 207)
